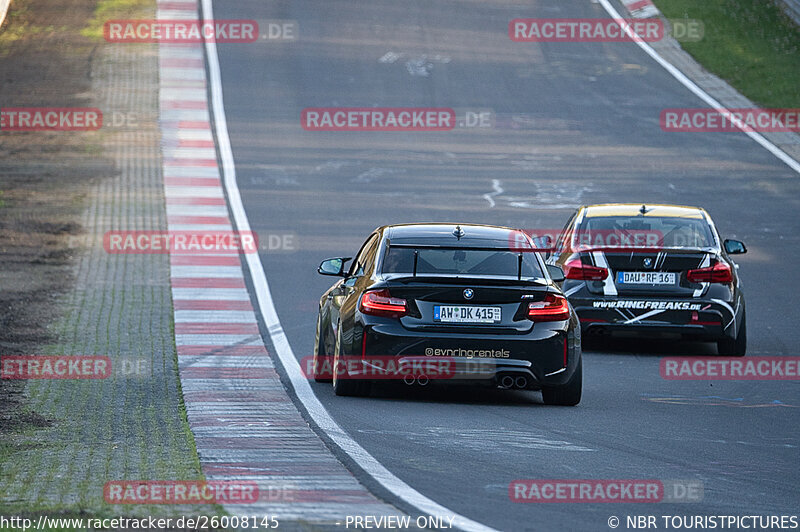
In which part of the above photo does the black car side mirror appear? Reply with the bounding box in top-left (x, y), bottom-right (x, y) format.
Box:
top-left (723, 239), bottom-right (747, 255)
top-left (546, 264), bottom-right (565, 282)
top-left (318, 257), bottom-right (352, 276)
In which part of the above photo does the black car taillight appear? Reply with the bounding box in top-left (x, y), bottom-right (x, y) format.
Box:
top-left (687, 262), bottom-right (732, 284)
top-left (359, 289), bottom-right (408, 318)
top-left (528, 293), bottom-right (570, 322)
top-left (564, 259), bottom-right (608, 281)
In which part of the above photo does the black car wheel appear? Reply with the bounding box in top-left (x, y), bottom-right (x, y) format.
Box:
top-left (313, 314), bottom-right (332, 383)
top-left (717, 312), bottom-right (746, 357)
top-left (332, 326), bottom-right (371, 397)
top-left (542, 358), bottom-right (582, 406)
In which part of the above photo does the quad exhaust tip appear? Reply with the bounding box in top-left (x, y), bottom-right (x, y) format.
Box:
top-left (499, 374), bottom-right (529, 389)
top-left (403, 375), bottom-right (430, 386)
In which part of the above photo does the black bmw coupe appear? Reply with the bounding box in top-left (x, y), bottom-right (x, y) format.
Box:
top-left (313, 223), bottom-right (582, 405)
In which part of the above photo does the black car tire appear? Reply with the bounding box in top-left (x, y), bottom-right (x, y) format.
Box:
top-left (332, 327), bottom-right (371, 397)
top-left (717, 312), bottom-right (746, 357)
top-left (542, 358), bottom-right (582, 406)
top-left (313, 314), bottom-right (333, 383)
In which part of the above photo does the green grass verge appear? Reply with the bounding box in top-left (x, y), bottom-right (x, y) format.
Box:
top-left (652, 0), bottom-right (800, 108)
top-left (0, 0), bottom-right (64, 55)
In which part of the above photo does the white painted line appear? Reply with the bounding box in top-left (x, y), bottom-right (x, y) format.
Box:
top-left (175, 310), bottom-right (257, 323)
top-left (160, 80), bottom-right (207, 89)
top-left (176, 129), bottom-right (215, 141)
top-left (161, 110), bottom-right (212, 122)
top-left (155, 9), bottom-right (197, 19)
top-left (164, 147), bottom-right (218, 159)
top-left (597, 0), bottom-right (800, 175)
top-left (179, 356), bottom-right (274, 368)
top-left (161, 88), bottom-right (208, 100)
top-left (167, 224), bottom-right (233, 231)
top-left (166, 204), bottom-right (230, 216)
top-left (202, 0), bottom-right (499, 529)
top-left (0, 0), bottom-right (11, 31)
top-left (170, 265), bottom-right (243, 278)
top-left (170, 253), bottom-right (246, 259)
top-left (164, 186), bottom-right (224, 197)
top-left (173, 288), bottom-right (250, 300)
top-left (175, 334), bottom-right (263, 346)
top-left (482, 179), bottom-right (503, 208)
top-left (163, 166), bottom-right (220, 177)
top-left (161, 68), bottom-right (206, 80)
top-left (159, 49), bottom-right (205, 60)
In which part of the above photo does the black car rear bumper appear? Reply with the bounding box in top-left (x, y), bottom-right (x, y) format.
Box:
top-left (339, 318), bottom-right (580, 387)
top-left (570, 294), bottom-right (743, 341)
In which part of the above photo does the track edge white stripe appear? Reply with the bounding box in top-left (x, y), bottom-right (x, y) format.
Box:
top-left (200, 1), bottom-right (498, 530)
top-left (598, 0), bottom-right (800, 175)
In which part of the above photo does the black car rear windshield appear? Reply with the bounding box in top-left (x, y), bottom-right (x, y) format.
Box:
top-left (578, 216), bottom-right (715, 249)
top-left (381, 246), bottom-right (543, 278)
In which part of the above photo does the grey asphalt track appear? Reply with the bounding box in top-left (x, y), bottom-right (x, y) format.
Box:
top-left (210, 0), bottom-right (800, 529)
